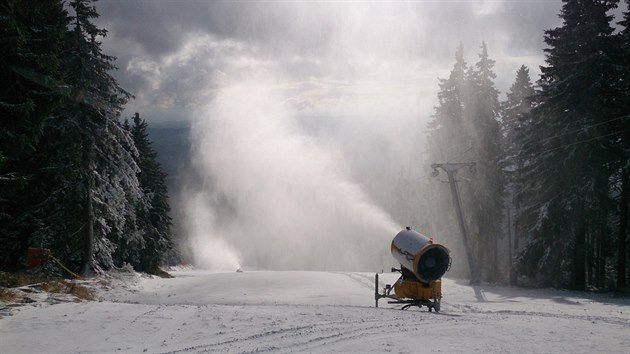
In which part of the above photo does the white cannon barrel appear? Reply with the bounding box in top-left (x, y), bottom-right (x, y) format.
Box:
top-left (390, 228), bottom-right (451, 283)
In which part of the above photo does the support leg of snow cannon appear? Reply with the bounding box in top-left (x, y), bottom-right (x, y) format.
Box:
top-left (432, 281), bottom-right (440, 312)
top-left (375, 273), bottom-right (399, 307)
top-left (374, 273), bottom-right (379, 308)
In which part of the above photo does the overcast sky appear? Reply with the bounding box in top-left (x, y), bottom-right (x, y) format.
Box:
top-left (94, 1), bottom-right (627, 269)
top-left (95, 0), bottom-right (571, 124)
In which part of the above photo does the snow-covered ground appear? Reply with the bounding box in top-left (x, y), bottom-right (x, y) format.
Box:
top-left (1, 269), bottom-right (629, 353)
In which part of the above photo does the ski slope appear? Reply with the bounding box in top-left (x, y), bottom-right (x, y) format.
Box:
top-left (1, 269), bottom-right (629, 353)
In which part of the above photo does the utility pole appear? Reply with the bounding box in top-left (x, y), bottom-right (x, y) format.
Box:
top-left (431, 162), bottom-right (480, 285)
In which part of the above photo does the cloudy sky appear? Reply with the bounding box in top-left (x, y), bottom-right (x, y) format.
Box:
top-left (94, 0), bottom-right (577, 124)
top-left (94, 0), bottom-right (629, 271)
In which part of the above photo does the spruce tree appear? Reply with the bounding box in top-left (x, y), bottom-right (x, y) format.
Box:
top-left (518, 0), bottom-right (620, 289)
top-left (427, 44), bottom-right (470, 162)
top-left (615, 0), bottom-right (630, 290)
top-left (501, 65), bottom-right (535, 285)
top-left (467, 42), bottom-right (504, 282)
top-left (0, 0), bottom-right (69, 267)
top-left (121, 113), bottom-right (173, 273)
top-left (32, 0), bottom-right (144, 273)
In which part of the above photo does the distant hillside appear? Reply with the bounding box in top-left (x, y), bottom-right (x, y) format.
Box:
top-left (147, 122), bottom-right (191, 192)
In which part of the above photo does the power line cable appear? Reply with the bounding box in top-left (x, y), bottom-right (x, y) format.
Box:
top-left (536, 127), bottom-right (630, 156)
top-left (522, 114), bottom-right (629, 148)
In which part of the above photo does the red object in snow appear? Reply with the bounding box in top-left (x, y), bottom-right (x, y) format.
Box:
top-left (27, 248), bottom-right (50, 269)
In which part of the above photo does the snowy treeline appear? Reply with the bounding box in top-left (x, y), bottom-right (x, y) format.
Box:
top-left (427, 0), bottom-right (630, 290)
top-left (0, 0), bottom-right (173, 274)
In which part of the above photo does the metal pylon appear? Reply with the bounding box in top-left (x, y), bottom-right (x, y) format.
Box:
top-left (431, 162), bottom-right (480, 285)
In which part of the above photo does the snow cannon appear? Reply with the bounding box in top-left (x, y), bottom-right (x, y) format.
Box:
top-left (375, 227), bottom-right (451, 312)
top-left (391, 228), bottom-right (451, 283)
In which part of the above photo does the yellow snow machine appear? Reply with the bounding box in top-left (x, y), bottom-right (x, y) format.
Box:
top-left (375, 227), bottom-right (451, 312)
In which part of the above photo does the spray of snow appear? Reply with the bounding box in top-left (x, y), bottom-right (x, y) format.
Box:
top-left (176, 3), bottom-right (472, 274)
top-left (186, 82), bottom-right (398, 271)
top-left (184, 192), bottom-right (241, 270)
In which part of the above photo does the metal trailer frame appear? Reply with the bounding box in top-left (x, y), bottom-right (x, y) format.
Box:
top-left (374, 269), bottom-right (441, 312)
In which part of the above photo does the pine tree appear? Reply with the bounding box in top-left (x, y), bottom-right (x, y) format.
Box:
top-left (518, 0), bottom-right (621, 289)
top-left (466, 42), bottom-right (505, 282)
top-left (0, 0), bottom-right (69, 267)
top-left (615, 0), bottom-right (630, 290)
top-left (427, 44), bottom-right (470, 162)
top-left (501, 65), bottom-right (535, 285)
top-left (32, 0), bottom-right (143, 273)
top-left (120, 113), bottom-right (173, 273)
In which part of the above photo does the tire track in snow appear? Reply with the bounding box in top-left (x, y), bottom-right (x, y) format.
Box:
top-left (159, 307), bottom-right (431, 354)
top-left (159, 324), bottom-right (318, 353)
top-left (266, 320), bottom-right (407, 353)
top-left (187, 321), bottom-right (387, 353)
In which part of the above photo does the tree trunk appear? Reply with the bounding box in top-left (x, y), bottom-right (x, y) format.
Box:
top-left (596, 228), bottom-right (603, 289)
top-left (617, 169), bottom-right (629, 291)
top-left (493, 236), bottom-right (499, 282)
top-left (571, 213), bottom-right (586, 290)
top-left (597, 217), bottom-right (607, 289)
top-left (587, 229), bottom-right (593, 287)
top-left (511, 206), bottom-right (519, 286)
top-left (507, 206), bottom-right (514, 286)
top-left (82, 145), bottom-right (94, 276)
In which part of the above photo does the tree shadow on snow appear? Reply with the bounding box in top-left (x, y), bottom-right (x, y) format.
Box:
top-left (450, 278), bottom-right (630, 306)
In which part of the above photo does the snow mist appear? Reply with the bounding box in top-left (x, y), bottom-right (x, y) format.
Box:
top-left (186, 83), bottom-right (399, 271)
top-left (175, 3), bottom-right (465, 273)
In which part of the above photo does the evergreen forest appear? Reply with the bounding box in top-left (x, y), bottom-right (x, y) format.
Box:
top-left (427, 0), bottom-right (630, 291)
top-left (0, 0), bottom-right (173, 275)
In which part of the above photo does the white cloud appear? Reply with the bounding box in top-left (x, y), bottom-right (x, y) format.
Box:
top-left (99, 0), bottom-right (563, 125)
top-left (473, 0), bottom-right (505, 17)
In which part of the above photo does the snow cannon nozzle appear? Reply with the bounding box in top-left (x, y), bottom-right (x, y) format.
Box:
top-left (390, 228), bottom-right (451, 283)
